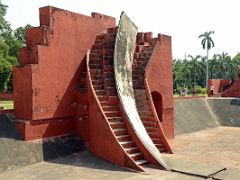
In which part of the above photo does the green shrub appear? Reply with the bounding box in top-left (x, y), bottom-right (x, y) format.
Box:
top-left (196, 86), bottom-right (206, 94)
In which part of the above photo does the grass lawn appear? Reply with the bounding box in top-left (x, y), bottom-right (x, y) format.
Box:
top-left (0, 100), bottom-right (13, 109)
top-left (174, 93), bottom-right (206, 98)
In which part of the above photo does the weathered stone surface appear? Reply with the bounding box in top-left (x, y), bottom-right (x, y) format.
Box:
top-left (114, 12), bottom-right (168, 169)
top-left (174, 98), bottom-right (240, 135)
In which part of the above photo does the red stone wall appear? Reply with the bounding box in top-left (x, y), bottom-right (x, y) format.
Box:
top-left (145, 34), bottom-right (174, 138)
top-left (0, 92), bottom-right (13, 100)
top-left (208, 79), bottom-right (221, 96)
top-left (208, 79), bottom-right (231, 96)
top-left (13, 6), bottom-right (115, 140)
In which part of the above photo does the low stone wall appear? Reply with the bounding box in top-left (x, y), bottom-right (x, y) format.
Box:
top-left (0, 114), bottom-right (85, 173)
top-left (0, 92), bottom-right (13, 100)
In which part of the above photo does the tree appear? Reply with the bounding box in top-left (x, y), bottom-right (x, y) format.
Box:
top-left (0, 1), bottom-right (31, 91)
top-left (232, 53), bottom-right (240, 74)
top-left (199, 31), bottom-right (215, 89)
top-left (187, 55), bottom-right (201, 86)
top-left (208, 55), bottom-right (217, 79)
top-left (0, 1), bottom-right (11, 42)
top-left (216, 52), bottom-right (230, 79)
top-left (0, 57), bottom-right (11, 91)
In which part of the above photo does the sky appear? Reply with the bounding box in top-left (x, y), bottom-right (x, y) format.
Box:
top-left (2, 0), bottom-right (240, 59)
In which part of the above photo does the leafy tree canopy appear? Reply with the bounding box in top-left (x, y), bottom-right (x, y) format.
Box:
top-left (0, 1), bottom-right (31, 91)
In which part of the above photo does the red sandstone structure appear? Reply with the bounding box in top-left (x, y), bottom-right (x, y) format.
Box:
top-left (208, 79), bottom-right (240, 97)
top-left (12, 6), bottom-right (174, 171)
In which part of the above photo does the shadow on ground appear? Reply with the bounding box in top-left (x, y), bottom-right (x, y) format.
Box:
top-left (0, 114), bottom-right (85, 173)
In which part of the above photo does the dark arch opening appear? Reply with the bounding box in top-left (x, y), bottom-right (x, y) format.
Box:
top-left (151, 91), bottom-right (163, 122)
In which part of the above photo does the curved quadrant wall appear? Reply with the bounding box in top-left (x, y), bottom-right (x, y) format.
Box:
top-left (114, 12), bottom-right (168, 169)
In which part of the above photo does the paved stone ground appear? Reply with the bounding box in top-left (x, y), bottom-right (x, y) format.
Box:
top-left (169, 126), bottom-right (240, 169)
top-left (0, 152), bottom-right (202, 180)
top-left (0, 126), bottom-right (239, 179)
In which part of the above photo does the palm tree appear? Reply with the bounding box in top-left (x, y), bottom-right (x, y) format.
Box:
top-left (199, 31), bottom-right (215, 90)
top-left (187, 55), bottom-right (201, 86)
top-left (227, 60), bottom-right (237, 79)
top-left (216, 52), bottom-right (230, 79)
top-left (208, 55), bottom-right (218, 79)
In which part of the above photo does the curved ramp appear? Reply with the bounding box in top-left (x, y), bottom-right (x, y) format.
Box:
top-left (114, 12), bottom-right (168, 169)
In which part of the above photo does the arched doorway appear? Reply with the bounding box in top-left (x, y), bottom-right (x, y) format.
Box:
top-left (151, 91), bottom-right (163, 122)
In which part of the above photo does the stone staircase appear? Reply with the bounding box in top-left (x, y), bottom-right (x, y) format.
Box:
top-left (88, 27), bottom-right (148, 166)
top-left (133, 32), bottom-right (172, 153)
top-left (221, 80), bottom-right (240, 97)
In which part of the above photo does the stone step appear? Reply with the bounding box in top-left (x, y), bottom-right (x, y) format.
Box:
top-left (120, 141), bottom-right (135, 148)
top-left (151, 138), bottom-right (162, 144)
top-left (133, 80), bottom-right (144, 87)
top-left (132, 64), bottom-right (146, 70)
top-left (132, 75), bottom-right (144, 80)
top-left (148, 131), bottom-right (161, 139)
top-left (135, 58), bottom-right (149, 62)
top-left (102, 32), bottom-right (116, 40)
top-left (102, 106), bottom-right (119, 111)
top-left (89, 53), bottom-right (102, 59)
top-left (93, 84), bottom-right (104, 90)
top-left (90, 69), bottom-right (102, 75)
top-left (130, 152), bottom-right (144, 161)
top-left (155, 143), bottom-right (164, 150)
top-left (116, 135), bottom-right (131, 142)
top-left (106, 87), bottom-right (117, 96)
top-left (102, 49), bottom-right (114, 56)
top-left (109, 121), bottom-right (126, 129)
top-left (92, 43), bottom-right (104, 49)
top-left (145, 126), bottom-right (158, 133)
top-left (104, 72), bottom-right (114, 78)
top-left (92, 79), bottom-right (104, 85)
top-left (95, 34), bottom-right (105, 43)
top-left (103, 65), bottom-right (114, 72)
top-left (100, 100), bottom-right (118, 106)
top-left (138, 52), bottom-right (152, 59)
top-left (135, 60), bottom-right (148, 66)
top-left (104, 78), bottom-right (115, 83)
top-left (113, 128), bottom-right (128, 136)
top-left (142, 120), bottom-right (156, 127)
top-left (91, 74), bottom-right (103, 80)
top-left (103, 59), bottom-right (113, 65)
top-left (98, 95), bottom-right (108, 101)
top-left (133, 85), bottom-right (144, 89)
top-left (158, 147), bottom-right (166, 153)
top-left (140, 116), bottom-right (155, 122)
top-left (91, 49), bottom-right (114, 56)
top-left (102, 41), bottom-right (115, 48)
top-left (90, 49), bottom-right (102, 55)
top-left (89, 58), bottom-right (102, 65)
top-left (104, 110), bottom-right (122, 117)
top-left (125, 147), bottom-right (139, 154)
top-left (107, 117), bottom-right (123, 123)
top-left (104, 80), bottom-right (115, 88)
top-left (95, 90), bottom-right (106, 96)
top-left (132, 70), bottom-right (144, 76)
top-left (136, 159), bottom-right (148, 165)
top-left (138, 111), bottom-right (153, 116)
